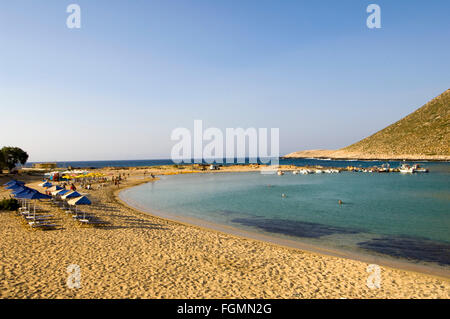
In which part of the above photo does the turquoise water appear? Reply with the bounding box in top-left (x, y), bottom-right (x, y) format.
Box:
top-left (120, 164), bottom-right (450, 269)
top-left (27, 157), bottom-right (441, 169)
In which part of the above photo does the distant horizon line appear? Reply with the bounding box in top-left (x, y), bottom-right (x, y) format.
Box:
top-left (26, 156), bottom-right (286, 164)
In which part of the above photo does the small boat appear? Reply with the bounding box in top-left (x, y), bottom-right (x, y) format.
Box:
top-left (292, 170), bottom-right (299, 175)
top-left (399, 164), bottom-right (414, 173)
top-left (315, 169), bottom-right (323, 174)
top-left (377, 164), bottom-right (390, 173)
top-left (412, 164), bottom-right (429, 173)
top-left (277, 171), bottom-right (284, 176)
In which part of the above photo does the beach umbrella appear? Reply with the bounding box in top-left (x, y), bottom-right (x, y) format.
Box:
top-left (20, 191), bottom-right (51, 217)
top-left (6, 183), bottom-right (27, 190)
top-left (12, 187), bottom-right (36, 196)
top-left (51, 189), bottom-right (69, 196)
top-left (13, 188), bottom-right (38, 211)
top-left (49, 188), bottom-right (69, 209)
top-left (11, 185), bottom-right (30, 193)
top-left (67, 196), bottom-right (91, 218)
top-left (47, 185), bottom-right (63, 192)
top-left (67, 196), bottom-right (91, 205)
top-left (61, 191), bottom-right (81, 200)
top-left (13, 190), bottom-right (31, 209)
top-left (13, 188), bottom-right (37, 198)
top-left (4, 180), bottom-right (24, 187)
top-left (21, 191), bottom-right (51, 200)
top-left (39, 181), bottom-right (53, 188)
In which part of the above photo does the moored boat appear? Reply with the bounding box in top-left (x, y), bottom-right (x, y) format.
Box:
top-left (399, 164), bottom-right (414, 173)
top-left (412, 164), bottom-right (429, 173)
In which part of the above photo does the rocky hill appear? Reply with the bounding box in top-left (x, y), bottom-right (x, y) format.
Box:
top-left (284, 89), bottom-right (450, 161)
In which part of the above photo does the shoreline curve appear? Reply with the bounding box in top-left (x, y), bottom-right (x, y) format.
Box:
top-left (115, 177), bottom-right (450, 281)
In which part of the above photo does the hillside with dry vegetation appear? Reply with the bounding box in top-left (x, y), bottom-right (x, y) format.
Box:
top-left (285, 89), bottom-right (450, 160)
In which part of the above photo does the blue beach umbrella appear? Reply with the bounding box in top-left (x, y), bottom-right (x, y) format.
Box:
top-left (6, 183), bottom-right (27, 190)
top-left (11, 186), bottom-right (28, 193)
top-left (53, 189), bottom-right (70, 208)
top-left (52, 189), bottom-right (69, 196)
top-left (13, 188), bottom-right (38, 210)
top-left (19, 191), bottom-right (51, 217)
top-left (58, 189), bottom-right (70, 196)
top-left (47, 185), bottom-right (63, 192)
top-left (68, 196), bottom-right (91, 205)
top-left (39, 181), bottom-right (53, 188)
top-left (67, 196), bottom-right (92, 218)
top-left (4, 180), bottom-right (25, 187)
top-left (14, 189), bottom-right (37, 199)
top-left (12, 187), bottom-right (36, 196)
top-left (61, 191), bottom-right (81, 200)
top-left (21, 192), bottom-right (51, 200)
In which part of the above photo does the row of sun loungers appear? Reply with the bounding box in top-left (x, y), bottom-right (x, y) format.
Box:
top-left (53, 198), bottom-right (108, 227)
top-left (16, 194), bottom-right (108, 229)
top-left (18, 206), bottom-right (57, 230)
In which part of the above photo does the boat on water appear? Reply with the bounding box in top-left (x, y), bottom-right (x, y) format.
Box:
top-left (377, 163), bottom-right (390, 173)
top-left (277, 171), bottom-right (284, 176)
top-left (399, 164), bottom-right (414, 173)
top-left (412, 164), bottom-right (429, 173)
top-left (292, 170), bottom-right (299, 175)
top-left (399, 164), bottom-right (429, 173)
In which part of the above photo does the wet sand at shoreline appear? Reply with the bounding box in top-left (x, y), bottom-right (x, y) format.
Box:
top-left (0, 166), bottom-right (449, 298)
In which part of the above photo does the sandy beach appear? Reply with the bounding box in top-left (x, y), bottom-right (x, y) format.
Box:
top-left (0, 167), bottom-right (449, 299)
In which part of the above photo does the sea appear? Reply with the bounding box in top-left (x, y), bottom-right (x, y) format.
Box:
top-left (30, 158), bottom-right (450, 272)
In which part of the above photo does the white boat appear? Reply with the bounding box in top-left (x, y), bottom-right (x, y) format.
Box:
top-left (412, 164), bottom-right (429, 173)
top-left (399, 164), bottom-right (414, 173)
top-left (277, 171), bottom-right (284, 176)
top-left (315, 169), bottom-right (323, 174)
top-left (292, 170), bottom-right (299, 175)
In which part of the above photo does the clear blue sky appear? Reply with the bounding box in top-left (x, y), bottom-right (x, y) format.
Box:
top-left (1, 0), bottom-right (449, 162)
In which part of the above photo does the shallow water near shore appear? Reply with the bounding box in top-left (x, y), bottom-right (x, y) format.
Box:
top-left (120, 165), bottom-right (450, 273)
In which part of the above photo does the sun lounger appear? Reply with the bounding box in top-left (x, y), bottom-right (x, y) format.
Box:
top-left (73, 214), bottom-right (93, 220)
top-left (28, 221), bottom-right (57, 228)
top-left (77, 218), bottom-right (108, 226)
top-left (25, 215), bottom-right (53, 220)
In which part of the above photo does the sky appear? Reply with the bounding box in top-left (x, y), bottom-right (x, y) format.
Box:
top-left (1, 0), bottom-right (449, 162)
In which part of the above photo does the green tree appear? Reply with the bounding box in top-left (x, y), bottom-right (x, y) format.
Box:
top-left (0, 147), bottom-right (29, 171)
